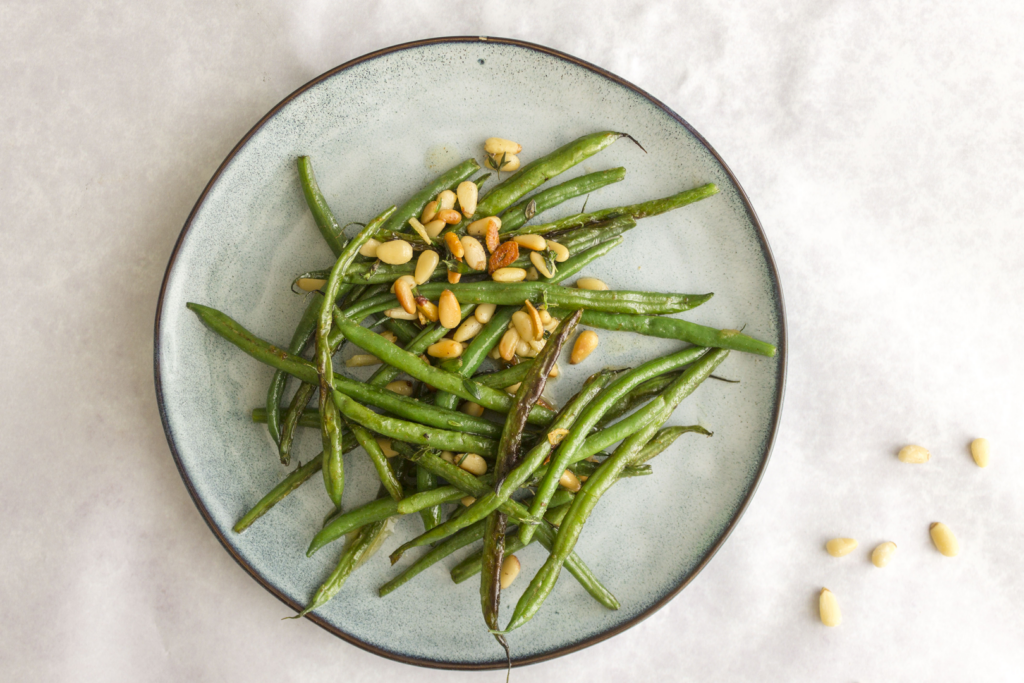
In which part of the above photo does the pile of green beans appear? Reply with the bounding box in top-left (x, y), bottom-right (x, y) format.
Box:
top-left (185, 131), bottom-right (776, 644)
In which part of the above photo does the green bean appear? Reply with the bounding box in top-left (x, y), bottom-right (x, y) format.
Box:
top-left (549, 308), bottom-right (776, 357)
top-left (505, 349), bottom-right (729, 632)
top-left (379, 520), bottom-right (489, 597)
top-left (499, 167), bottom-right (626, 233)
top-left (297, 156), bottom-right (346, 257)
top-left (595, 372), bottom-right (682, 429)
top-left (265, 293), bottom-right (321, 452)
top-left (475, 132), bottom-right (630, 218)
top-left (544, 503), bottom-right (572, 528)
top-left (278, 382), bottom-right (317, 465)
top-left (416, 466), bottom-right (442, 531)
top-left (366, 305), bottom-right (475, 388)
top-left (507, 183), bottom-right (719, 237)
top-left (346, 420), bottom-right (403, 502)
top-left (381, 318), bottom-right (419, 345)
top-left (571, 460), bottom-right (652, 479)
top-left (472, 361), bottom-right (533, 389)
top-left (633, 425), bottom-right (712, 465)
top-left (329, 316), bottom-right (556, 425)
top-left (520, 346), bottom-right (709, 545)
top-left (379, 158), bottom-right (480, 235)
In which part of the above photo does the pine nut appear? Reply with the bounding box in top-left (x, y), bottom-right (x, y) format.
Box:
top-left (376, 438), bottom-right (398, 458)
top-left (346, 354), bottom-right (381, 367)
top-left (427, 339), bottom-right (464, 359)
top-left (457, 180), bottom-right (478, 217)
top-left (460, 401), bottom-right (484, 418)
top-left (528, 338), bottom-right (545, 352)
top-left (558, 469), bottom-right (581, 492)
top-left (385, 307), bottom-right (418, 320)
top-left (440, 451), bottom-right (455, 463)
top-left (571, 330), bottom-right (599, 364)
top-left (415, 297), bottom-right (439, 323)
top-left (970, 438), bottom-right (990, 467)
top-left (549, 362), bottom-right (560, 378)
top-left (393, 278), bottom-right (416, 314)
top-left (530, 251), bottom-right (554, 278)
top-left (385, 380), bottom-right (414, 396)
top-left (499, 555), bottom-right (521, 589)
top-left (484, 137), bottom-right (522, 156)
top-left (512, 234), bottom-right (546, 251)
top-left (437, 289), bottom-right (461, 329)
top-left (504, 382), bottom-right (522, 394)
top-left (447, 270), bottom-right (461, 284)
top-left (444, 232), bottom-right (464, 259)
top-left (436, 209), bottom-right (462, 225)
top-left (474, 303), bottom-right (497, 323)
top-left (461, 236), bottom-right (487, 271)
top-left (359, 239), bottom-right (381, 257)
top-left (499, 328), bottom-right (520, 361)
top-left (417, 312), bottom-right (428, 326)
top-left (415, 250), bottom-right (440, 285)
top-left (547, 428), bottom-right (569, 446)
top-left (380, 331), bottom-right (398, 344)
top-left (526, 266), bottom-right (540, 281)
top-left (576, 277), bottom-right (608, 291)
top-left (515, 339), bottom-right (533, 357)
top-left (511, 311), bottom-right (534, 343)
top-left (405, 218), bottom-right (430, 245)
top-left (461, 496), bottom-right (476, 507)
top-left (296, 278), bottom-right (326, 292)
top-left (539, 309), bottom-right (552, 325)
top-left (456, 453), bottom-right (487, 476)
top-left (467, 216), bottom-right (500, 237)
top-left (453, 316), bottom-right (484, 342)
top-left (390, 274), bottom-right (417, 294)
top-left (819, 588), bottom-right (841, 627)
top-left (897, 444), bottom-right (930, 464)
top-left (420, 200), bottom-right (439, 224)
top-left (486, 153), bottom-right (521, 172)
top-left (871, 542), bottom-right (897, 568)
top-left (523, 300), bottom-right (544, 340)
top-left (437, 190), bottom-right (456, 211)
top-left (376, 240), bottom-right (413, 265)
top-left (424, 219), bottom-right (446, 238)
top-left (485, 222), bottom-right (500, 253)
top-left (546, 240), bottom-right (569, 262)
top-left (488, 346), bottom-right (502, 360)
top-left (492, 267), bottom-right (527, 283)
top-left (825, 538), bottom-right (858, 557)
top-left (543, 317), bottom-right (560, 333)
top-left (930, 522), bottom-right (959, 557)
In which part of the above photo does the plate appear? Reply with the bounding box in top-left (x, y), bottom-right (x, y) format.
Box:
top-left (154, 37), bottom-right (786, 669)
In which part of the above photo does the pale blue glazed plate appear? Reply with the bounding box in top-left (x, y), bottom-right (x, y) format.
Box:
top-left (155, 37), bottom-right (786, 669)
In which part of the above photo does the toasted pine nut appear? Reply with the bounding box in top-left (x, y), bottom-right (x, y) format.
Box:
top-left (576, 277), bottom-right (608, 291)
top-left (437, 190), bottom-right (456, 211)
top-left (424, 220), bottom-right (446, 238)
top-left (819, 588), bottom-right (841, 627)
top-left (549, 362), bottom-right (560, 378)
top-left (417, 312), bottom-right (428, 326)
top-left (359, 239), bottom-right (381, 257)
top-left (457, 180), bottom-right (478, 217)
top-left (499, 328), bottom-right (520, 361)
top-left (547, 428), bottom-right (569, 446)
top-left (379, 331), bottom-right (398, 344)
top-left (484, 137), bottom-right (522, 156)
top-left (456, 453), bottom-right (487, 476)
top-left (438, 290), bottom-right (462, 329)
top-left (546, 240), bottom-right (569, 262)
top-left (512, 234), bottom-right (546, 251)
top-left (376, 240), bottom-right (413, 265)
top-left (511, 311), bottom-right (534, 343)
top-left (385, 380), bottom-right (414, 396)
top-left (385, 307), bottom-right (418, 320)
top-left (515, 339), bottom-right (533, 357)
top-left (492, 267), bottom-right (527, 283)
top-left (499, 555), bottom-right (521, 589)
top-left (407, 217), bottom-right (432, 244)
top-left (447, 270), bottom-right (461, 284)
top-left (415, 296), bottom-right (439, 323)
top-left (453, 316), bottom-right (484, 342)
top-left (970, 438), bottom-right (990, 467)
top-left (504, 382), bottom-right (522, 394)
top-left (474, 303), bottom-right (497, 324)
top-left (526, 266), bottom-right (540, 281)
top-left (930, 522), bottom-right (959, 557)
top-left (436, 209), bottom-right (462, 225)
top-left (825, 538), bottom-right (858, 557)
top-left (485, 222), bottom-right (500, 253)
top-left (558, 469), bottom-right (581, 492)
top-left (523, 300), bottom-right (544, 340)
top-left (346, 354), bottom-right (381, 367)
top-left (427, 339), bottom-right (464, 359)
top-left (871, 542), bottom-right (897, 568)
top-left (415, 250), bottom-right (440, 285)
top-left (539, 309), bottom-right (552, 325)
top-left (296, 278), bottom-right (326, 292)
top-left (420, 200), bottom-right (439, 224)
top-left (571, 330), bottom-right (599, 364)
top-left (461, 236), bottom-right (487, 271)
top-left (897, 445), bottom-right (930, 464)
top-left (486, 153), bottom-right (521, 172)
top-left (390, 274), bottom-right (417, 293)
top-left (376, 438), bottom-right (398, 458)
top-left (461, 496), bottom-right (476, 507)
top-left (460, 401), bottom-right (484, 418)
top-left (444, 232), bottom-right (464, 259)
top-left (528, 338), bottom-right (545, 352)
top-left (488, 346), bottom-right (502, 360)
top-left (394, 278), bottom-right (416, 314)
top-left (530, 251), bottom-right (554, 278)
top-left (440, 451), bottom-right (455, 463)
top-left (467, 215), bottom-right (501, 237)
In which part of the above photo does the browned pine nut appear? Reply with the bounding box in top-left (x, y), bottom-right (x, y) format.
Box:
top-left (571, 330), bottom-right (599, 364)
top-left (437, 190), bottom-right (456, 211)
top-left (576, 277), bottom-right (608, 291)
top-left (453, 316), bottom-right (484, 342)
top-left (436, 209), bottom-right (462, 225)
top-left (460, 401), bottom-right (484, 418)
top-left (546, 240), bottom-right (569, 262)
top-left (499, 328), bottom-right (520, 361)
top-left (530, 251), bottom-right (554, 278)
top-left (394, 278), bottom-right (416, 314)
top-left (492, 267), bottom-right (527, 282)
top-left (420, 200), bottom-right (439, 224)
top-left (438, 290), bottom-right (461, 328)
top-left (474, 303), bottom-right (496, 323)
top-left (444, 232), bottom-right (464, 259)
top-left (558, 469), bottom-right (581, 492)
top-left (455, 453), bottom-right (487, 476)
top-left (346, 354), bottom-right (381, 367)
top-left (499, 555), bottom-right (521, 589)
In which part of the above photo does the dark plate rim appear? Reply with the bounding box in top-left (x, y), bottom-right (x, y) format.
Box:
top-left (153, 35), bottom-right (788, 671)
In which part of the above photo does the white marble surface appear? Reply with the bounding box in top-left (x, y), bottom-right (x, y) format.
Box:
top-left (2, 1), bottom-right (1022, 680)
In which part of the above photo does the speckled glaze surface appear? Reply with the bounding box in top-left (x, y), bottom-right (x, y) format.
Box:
top-left (155, 37), bottom-right (786, 669)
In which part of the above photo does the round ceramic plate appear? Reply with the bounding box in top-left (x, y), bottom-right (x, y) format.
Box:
top-left (155, 37), bottom-right (786, 669)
